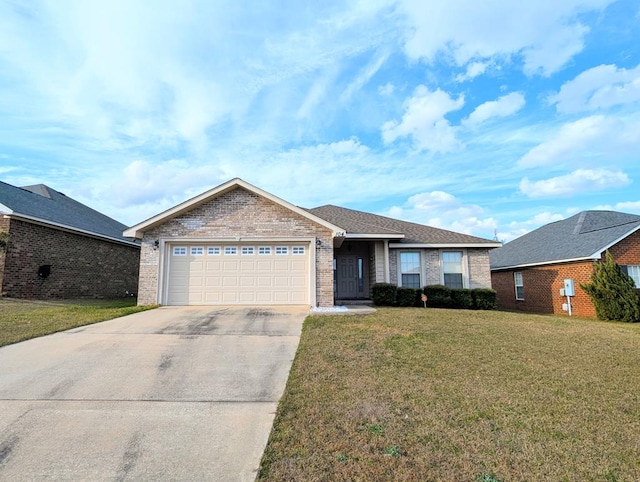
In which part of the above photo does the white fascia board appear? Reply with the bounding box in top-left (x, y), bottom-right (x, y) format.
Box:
top-left (589, 224), bottom-right (640, 259)
top-left (0, 203), bottom-right (14, 215)
top-left (389, 242), bottom-right (502, 248)
top-left (7, 213), bottom-right (140, 248)
top-left (345, 233), bottom-right (404, 239)
top-left (123, 178), bottom-right (345, 239)
top-left (490, 256), bottom-right (599, 272)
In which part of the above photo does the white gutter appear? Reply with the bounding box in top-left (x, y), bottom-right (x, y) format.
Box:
top-left (389, 242), bottom-right (502, 248)
top-left (5, 213), bottom-right (140, 248)
top-left (490, 256), bottom-right (599, 272)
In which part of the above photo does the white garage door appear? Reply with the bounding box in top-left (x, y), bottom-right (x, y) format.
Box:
top-left (166, 243), bottom-right (310, 305)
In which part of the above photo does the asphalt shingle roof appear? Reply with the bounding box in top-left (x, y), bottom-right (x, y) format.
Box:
top-left (308, 205), bottom-right (497, 244)
top-left (490, 210), bottom-right (640, 270)
top-left (0, 181), bottom-right (134, 243)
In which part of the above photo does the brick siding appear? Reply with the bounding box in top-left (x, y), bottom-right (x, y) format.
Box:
top-left (491, 230), bottom-right (640, 318)
top-left (1, 218), bottom-right (140, 299)
top-left (136, 187), bottom-right (334, 306)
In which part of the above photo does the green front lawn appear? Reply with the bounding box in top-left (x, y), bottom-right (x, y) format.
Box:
top-left (259, 308), bottom-right (640, 481)
top-left (0, 298), bottom-right (157, 347)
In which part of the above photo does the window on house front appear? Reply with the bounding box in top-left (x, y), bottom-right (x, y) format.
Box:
top-left (275, 246), bottom-right (288, 255)
top-left (190, 247), bottom-right (204, 256)
top-left (173, 247), bottom-right (187, 256)
top-left (258, 246), bottom-right (271, 255)
top-left (224, 246), bottom-right (238, 255)
top-left (292, 246), bottom-right (305, 255)
top-left (241, 246), bottom-right (255, 255)
top-left (207, 247), bottom-right (220, 255)
top-left (514, 272), bottom-right (524, 300)
top-left (442, 251), bottom-right (463, 289)
top-left (400, 252), bottom-right (421, 288)
top-left (622, 265), bottom-right (640, 287)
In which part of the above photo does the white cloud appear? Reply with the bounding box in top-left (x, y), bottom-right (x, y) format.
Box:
top-left (517, 115), bottom-right (640, 168)
top-left (593, 200), bottom-right (640, 215)
top-left (454, 61), bottom-right (491, 82)
top-left (381, 85), bottom-right (464, 153)
top-left (519, 168), bottom-right (630, 198)
top-left (397, 0), bottom-right (613, 76)
top-left (378, 82), bottom-right (395, 96)
top-left (382, 190), bottom-right (498, 238)
top-left (463, 92), bottom-right (525, 127)
top-left (499, 211), bottom-right (566, 242)
top-left (549, 64), bottom-right (640, 113)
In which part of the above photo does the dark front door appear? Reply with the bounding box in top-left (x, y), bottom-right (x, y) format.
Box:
top-left (335, 255), bottom-right (365, 299)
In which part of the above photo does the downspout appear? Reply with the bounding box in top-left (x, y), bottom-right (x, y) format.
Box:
top-left (384, 240), bottom-right (390, 283)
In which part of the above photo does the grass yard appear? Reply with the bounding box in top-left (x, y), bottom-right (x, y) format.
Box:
top-left (0, 298), bottom-right (157, 347)
top-left (259, 308), bottom-right (640, 481)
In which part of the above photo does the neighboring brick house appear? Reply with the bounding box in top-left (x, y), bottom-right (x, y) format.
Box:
top-left (490, 211), bottom-right (640, 318)
top-left (124, 178), bottom-right (500, 307)
top-left (0, 181), bottom-right (140, 299)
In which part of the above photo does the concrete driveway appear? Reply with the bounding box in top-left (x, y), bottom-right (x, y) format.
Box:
top-left (0, 305), bottom-right (307, 481)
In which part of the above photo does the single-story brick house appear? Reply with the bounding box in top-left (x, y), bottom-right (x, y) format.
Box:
top-left (124, 178), bottom-right (500, 307)
top-left (0, 181), bottom-right (140, 299)
top-left (490, 210), bottom-right (640, 318)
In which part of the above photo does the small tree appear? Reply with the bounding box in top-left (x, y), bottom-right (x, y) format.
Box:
top-left (581, 251), bottom-right (640, 322)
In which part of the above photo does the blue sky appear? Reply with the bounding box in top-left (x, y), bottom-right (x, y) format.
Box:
top-left (1, 0), bottom-right (639, 242)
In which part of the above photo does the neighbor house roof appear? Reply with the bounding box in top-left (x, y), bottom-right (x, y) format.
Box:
top-left (0, 181), bottom-right (138, 246)
top-left (490, 210), bottom-right (640, 271)
top-left (308, 205), bottom-right (501, 247)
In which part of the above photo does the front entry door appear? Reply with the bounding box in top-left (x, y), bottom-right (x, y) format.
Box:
top-left (335, 255), bottom-right (364, 299)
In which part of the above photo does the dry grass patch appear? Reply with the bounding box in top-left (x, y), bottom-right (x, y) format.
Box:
top-left (0, 298), bottom-right (157, 347)
top-left (259, 308), bottom-right (640, 481)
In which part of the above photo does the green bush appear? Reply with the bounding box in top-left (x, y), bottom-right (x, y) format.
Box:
top-left (372, 283), bottom-right (397, 306)
top-left (472, 288), bottom-right (498, 310)
top-left (424, 285), bottom-right (453, 308)
top-left (396, 287), bottom-right (422, 307)
top-left (451, 288), bottom-right (474, 309)
top-left (581, 251), bottom-right (640, 322)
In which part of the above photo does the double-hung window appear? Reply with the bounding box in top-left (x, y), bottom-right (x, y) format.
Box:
top-left (514, 272), bottom-right (524, 300)
top-left (622, 265), bottom-right (640, 287)
top-left (400, 252), bottom-right (421, 288)
top-left (442, 251), bottom-right (463, 289)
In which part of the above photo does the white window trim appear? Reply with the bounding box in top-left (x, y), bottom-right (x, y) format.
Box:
top-left (439, 250), bottom-right (469, 289)
top-left (397, 250), bottom-right (422, 288)
top-left (514, 271), bottom-right (524, 300)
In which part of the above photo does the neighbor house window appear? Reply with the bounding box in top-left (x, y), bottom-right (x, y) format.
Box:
top-left (622, 265), bottom-right (640, 287)
top-left (258, 246), bottom-right (271, 255)
top-left (514, 272), bottom-right (524, 300)
top-left (442, 251), bottom-right (463, 289)
top-left (224, 246), bottom-right (237, 255)
top-left (190, 247), bottom-right (204, 256)
top-left (207, 247), bottom-right (220, 255)
top-left (400, 252), bottom-right (421, 288)
top-left (173, 247), bottom-right (187, 256)
top-left (241, 246), bottom-right (255, 255)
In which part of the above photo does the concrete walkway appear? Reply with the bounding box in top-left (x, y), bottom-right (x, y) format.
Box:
top-left (0, 306), bottom-right (307, 481)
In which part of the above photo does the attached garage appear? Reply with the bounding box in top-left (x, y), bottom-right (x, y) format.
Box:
top-left (165, 242), bottom-right (310, 305)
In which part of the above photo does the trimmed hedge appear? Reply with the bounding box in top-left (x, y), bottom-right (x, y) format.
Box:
top-left (424, 285), bottom-right (453, 308)
top-left (372, 283), bottom-right (497, 310)
top-left (472, 288), bottom-right (498, 310)
top-left (372, 283), bottom-right (397, 306)
top-left (451, 288), bottom-right (474, 309)
top-left (396, 287), bottom-right (422, 307)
